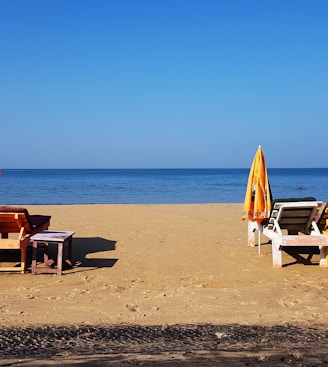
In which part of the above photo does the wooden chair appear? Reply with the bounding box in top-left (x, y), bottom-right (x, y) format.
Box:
top-left (262, 201), bottom-right (328, 267)
top-left (0, 206), bottom-right (51, 273)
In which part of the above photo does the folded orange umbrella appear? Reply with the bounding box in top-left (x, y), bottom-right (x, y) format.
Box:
top-left (242, 145), bottom-right (272, 222)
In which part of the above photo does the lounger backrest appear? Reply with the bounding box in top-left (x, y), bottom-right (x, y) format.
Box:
top-left (0, 206), bottom-right (33, 234)
top-left (266, 201), bottom-right (322, 234)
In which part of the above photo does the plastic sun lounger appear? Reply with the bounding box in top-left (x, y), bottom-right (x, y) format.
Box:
top-left (0, 206), bottom-right (51, 273)
top-left (262, 201), bottom-right (328, 268)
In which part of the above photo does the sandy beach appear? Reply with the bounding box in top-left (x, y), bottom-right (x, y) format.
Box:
top-left (0, 204), bottom-right (327, 366)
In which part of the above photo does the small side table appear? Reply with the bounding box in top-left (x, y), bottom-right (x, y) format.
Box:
top-left (31, 230), bottom-right (75, 276)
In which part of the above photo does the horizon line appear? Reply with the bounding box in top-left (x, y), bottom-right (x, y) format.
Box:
top-left (1, 167), bottom-right (327, 170)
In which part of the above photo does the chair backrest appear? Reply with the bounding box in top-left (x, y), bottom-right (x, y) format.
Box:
top-left (0, 207), bottom-right (33, 235)
top-left (266, 201), bottom-right (322, 234)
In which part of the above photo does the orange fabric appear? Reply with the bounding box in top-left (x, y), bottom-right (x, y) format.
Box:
top-left (242, 146), bottom-right (272, 221)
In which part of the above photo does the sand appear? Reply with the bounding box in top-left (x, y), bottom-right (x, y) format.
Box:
top-left (0, 204), bottom-right (327, 366)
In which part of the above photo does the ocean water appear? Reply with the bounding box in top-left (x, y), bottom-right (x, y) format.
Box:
top-left (0, 168), bottom-right (327, 205)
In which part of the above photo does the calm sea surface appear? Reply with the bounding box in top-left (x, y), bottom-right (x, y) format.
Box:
top-left (0, 168), bottom-right (327, 205)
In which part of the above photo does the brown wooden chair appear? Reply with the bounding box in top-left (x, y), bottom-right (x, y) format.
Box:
top-left (0, 206), bottom-right (51, 273)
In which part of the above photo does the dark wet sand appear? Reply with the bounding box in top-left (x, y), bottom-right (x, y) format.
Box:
top-left (1, 324), bottom-right (327, 366)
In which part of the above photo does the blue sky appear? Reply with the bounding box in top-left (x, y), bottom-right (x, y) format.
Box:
top-left (1, 0), bottom-right (327, 168)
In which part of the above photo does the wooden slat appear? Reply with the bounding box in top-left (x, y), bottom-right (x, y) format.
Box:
top-left (0, 239), bottom-right (21, 249)
top-left (0, 213), bottom-right (31, 233)
top-left (0, 267), bottom-right (22, 271)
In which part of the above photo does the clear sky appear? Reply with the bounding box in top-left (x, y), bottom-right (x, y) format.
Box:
top-left (1, 0), bottom-right (327, 168)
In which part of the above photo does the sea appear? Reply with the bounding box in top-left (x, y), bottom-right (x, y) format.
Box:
top-left (0, 168), bottom-right (327, 205)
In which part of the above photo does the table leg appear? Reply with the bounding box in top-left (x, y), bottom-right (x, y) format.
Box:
top-left (57, 242), bottom-right (63, 276)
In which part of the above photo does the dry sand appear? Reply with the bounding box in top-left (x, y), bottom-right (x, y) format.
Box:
top-left (0, 204), bottom-right (327, 366)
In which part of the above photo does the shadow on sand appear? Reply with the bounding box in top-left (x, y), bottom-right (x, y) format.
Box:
top-left (71, 236), bottom-right (118, 271)
top-left (257, 242), bottom-right (322, 267)
top-left (282, 246), bottom-right (321, 267)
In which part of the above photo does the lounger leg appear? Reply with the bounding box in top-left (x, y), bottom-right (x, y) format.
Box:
top-left (319, 246), bottom-right (327, 267)
top-left (272, 237), bottom-right (282, 268)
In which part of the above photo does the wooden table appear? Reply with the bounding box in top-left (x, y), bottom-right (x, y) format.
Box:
top-left (31, 230), bottom-right (75, 276)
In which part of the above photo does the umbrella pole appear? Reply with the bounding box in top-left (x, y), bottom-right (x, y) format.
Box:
top-left (258, 222), bottom-right (262, 255)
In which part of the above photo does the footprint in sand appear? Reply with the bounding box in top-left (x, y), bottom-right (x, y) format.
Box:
top-left (278, 298), bottom-right (301, 307)
top-left (124, 303), bottom-right (138, 312)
